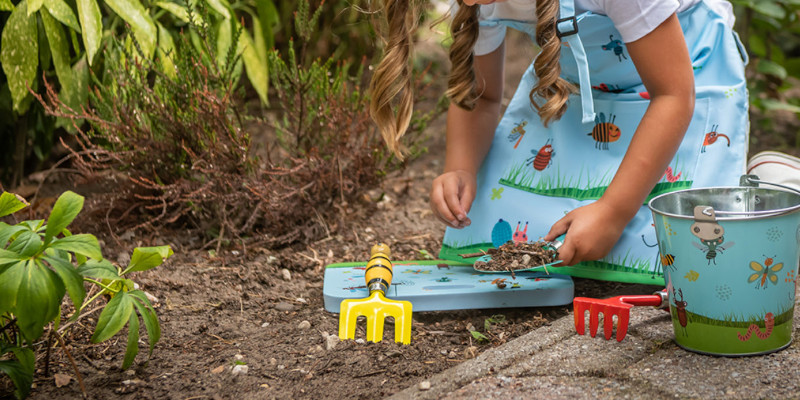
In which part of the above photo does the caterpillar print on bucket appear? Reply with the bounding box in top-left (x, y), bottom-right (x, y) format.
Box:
top-left (737, 312), bottom-right (775, 341)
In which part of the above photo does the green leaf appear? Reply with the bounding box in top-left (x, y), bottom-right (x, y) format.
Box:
top-left (91, 291), bottom-right (134, 343)
top-left (76, 0), bottom-right (102, 65)
top-left (156, 22), bottom-right (176, 78)
top-left (105, 0), bottom-right (157, 58)
top-left (0, 223), bottom-right (27, 248)
top-left (0, 347), bottom-right (34, 399)
top-left (15, 260), bottom-right (65, 341)
top-left (44, 0), bottom-right (81, 32)
top-left (123, 246), bottom-right (173, 274)
top-left (0, 248), bottom-right (23, 268)
top-left (0, 192), bottom-right (29, 218)
top-left (216, 18), bottom-right (232, 69)
top-left (1, 0), bottom-right (38, 113)
top-left (7, 230), bottom-right (43, 258)
top-left (762, 98), bottom-right (800, 113)
top-left (255, 0), bottom-right (277, 49)
top-left (757, 59), bottom-right (788, 80)
top-left (41, 8), bottom-right (76, 119)
top-left (204, 0), bottom-right (231, 19)
top-left (0, 0), bottom-right (14, 11)
top-left (44, 255), bottom-right (86, 310)
top-left (48, 233), bottom-right (102, 260)
top-left (239, 26), bottom-right (268, 105)
top-left (131, 290), bottom-right (160, 355)
top-left (155, 1), bottom-right (189, 22)
top-left (122, 312), bottom-right (140, 369)
top-left (0, 261), bottom-right (25, 316)
top-left (44, 191), bottom-right (84, 244)
top-left (753, 2), bottom-right (786, 18)
top-left (27, 0), bottom-right (44, 15)
top-left (78, 258), bottom-right (121, 280)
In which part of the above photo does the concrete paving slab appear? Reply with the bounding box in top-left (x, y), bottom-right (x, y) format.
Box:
top-left (440, 375), bottom-right (672, 400)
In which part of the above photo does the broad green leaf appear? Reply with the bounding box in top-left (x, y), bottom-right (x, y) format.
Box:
top-left (0, 192), bottom-right (29, 218)
top-left (157, 22), bottom-right (176, 78)
top-left (91, 291), bottom-right (134, 343)
top-left (0, 348), bottom-right (34, 400)
top-left (123, 245), bottom-right (173, 274)
top-left (155, 1), bottom-right (189, 22)
top-left (15, 260), bottom-right (65, 341)
top-left (27, 0), bottom-right (44, 15)
top-left (0, 223), bottom-right (27, 248)
top-left (0, 261), bottom-right (25, 316)
top-left (255, 0), bottom-right (277, 49)
top-left (216, 18), bottom-right (233, 69)
top-left (105, 0), bottom-right (157, 58)
top-left (131, 291), bottom-right (160, 355)
top-left (251, 15), bottom-right (267, 63)
top-left (19, 219), bottom-right (44, 232)
top-left (44, 191), bottom-right (84, 244)
top-left (239, 25), bottom-right (268, 105)
top-left (48, 233), bottom-right (102, 260)
top-left (7, 230), bottom-right (43, 258)
top-left (753, 2), bottom-right (786, 18)
top-left (757, 59), bottom-right (787, 80)
top-left (41, 8), bottom-right (76, 122)
top-left (762, 98), bottom-right (800, 113)
top-left (44, 0), bottom-right (81, 32)
top-left (0, 248), bottom-right (23, 269)
top-left (76, 0), bottom-right (102, 65)
top-left (67, 54), bottom-right (89, 109)
top-left (122, 312), bottom-right (140, 369)
top-left (0, 0), bottom-right (14, 11)
top-left (204, 0), bottom-right (230, 19)
top-left (44, 255), bottom-right (86, 310)
top-left (1, 0), bottom-right (38, 113)
top-left (78, 258), bottom-right (121, 280)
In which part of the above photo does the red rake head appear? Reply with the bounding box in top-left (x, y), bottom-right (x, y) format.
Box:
top-left (573, 294), bottom-right (665, 342)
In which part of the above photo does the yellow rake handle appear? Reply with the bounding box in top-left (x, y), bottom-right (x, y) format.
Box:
top-left (366, 243), bottom-right (393, 294)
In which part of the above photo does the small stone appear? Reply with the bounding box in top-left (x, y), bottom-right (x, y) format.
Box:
top-left (234, 354), bottom-right (244, 361)
top-left (355, 339), bottom-right (366, 344)
top-left (54, 373), bottom-right (71, 388)
top-left (267, 256), bottom-right (278, 264)
top-left (277, 365), bottom-right (286, 370)
top-left (281, 269), bottom-right (291, 281)
top-left (275, 302), bottom-right (297, 312)
top-left (521, 254), bottom-right (531, 266)
top-left (296, 298), bottom-right (307, 304)
top-left (419, 381), bottom-right (431, 391)
top-left (144, 291), bottom-right (159, 304)
top-left (314, 345), bottom-right (323, 353)
top-left (298, 320), bottom-right (311, 330)
top-left (261, 322), bottom-right (270, 328)
top-left (326, 334), bottom-right (339, 350)
top-left (231, 365), bottom-right (249, 375)
top-left (211, 366), bottom-right (225, 374)
top-left (124, 369), bottom-right (136, 376)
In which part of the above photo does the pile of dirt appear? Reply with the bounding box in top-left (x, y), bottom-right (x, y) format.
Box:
top-left (472, 241), bottom-right (557, 275)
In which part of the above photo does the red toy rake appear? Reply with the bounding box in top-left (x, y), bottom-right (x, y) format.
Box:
top-left (573, 291), bottom-right (668, 342)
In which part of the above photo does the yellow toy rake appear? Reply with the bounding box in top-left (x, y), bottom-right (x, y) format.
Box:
top-left (338, 244), bottom-right (413, 344)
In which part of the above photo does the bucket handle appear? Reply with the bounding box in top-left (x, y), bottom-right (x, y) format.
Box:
top-left (709, 175), bottom-right (800, 217)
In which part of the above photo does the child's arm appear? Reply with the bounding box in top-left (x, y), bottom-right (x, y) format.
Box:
top-left (430, 43), bottom-right (506, 229)
top-left (545, 13), bottom-right (695, 265)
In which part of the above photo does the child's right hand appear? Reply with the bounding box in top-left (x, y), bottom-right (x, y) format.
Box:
top-left (430, 170), bottom-right (476, 229)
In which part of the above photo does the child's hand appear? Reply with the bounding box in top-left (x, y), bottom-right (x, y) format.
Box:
top-left (543, 201), bottom-right (629, 266)
top-left (430, 170), bottom-right (476, 229)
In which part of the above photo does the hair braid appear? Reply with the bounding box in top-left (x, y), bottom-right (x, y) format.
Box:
top-left (445, 1), bottom-right (480, 111)
top-left (531, 0), bottom-right (575, 126)
top-left (369, 0), bottom-right (418, 160)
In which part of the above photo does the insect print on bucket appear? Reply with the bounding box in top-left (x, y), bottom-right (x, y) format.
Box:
top-left (672, 287), bottom-right (689, 335)
top-left (747, 256), bottom-right (784, 289)
top-left (690, 206), bottom-right (734, 265)
top-left (602, 34), bottom-right (627, 62)
top-left (641, 235), bottom-right (676, 278)
top-left (526, 139), bottom-right (555, 171)
top-left (587, 112), bottom-right (621, 150)
top-left (507, 120), bottom-right (528, 149)
top-left (701, 125), bottom-right (730, 153)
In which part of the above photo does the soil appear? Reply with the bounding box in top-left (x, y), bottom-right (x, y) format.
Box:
top-left (4, 29), bottom-right (800, 400)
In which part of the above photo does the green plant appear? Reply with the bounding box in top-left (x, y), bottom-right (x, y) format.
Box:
top-left (0, 190), bottom-right (172, 398)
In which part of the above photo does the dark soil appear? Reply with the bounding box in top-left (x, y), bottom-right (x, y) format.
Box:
top-left (4, 29), bottom-right (799, 400)
top-left (472, 241), bottom-right (558, 276)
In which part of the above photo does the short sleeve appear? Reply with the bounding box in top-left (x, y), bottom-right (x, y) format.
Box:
top-left (474, 24), bottom-right (506, 56)
top-left (590, 0), bottom-right (680, 43)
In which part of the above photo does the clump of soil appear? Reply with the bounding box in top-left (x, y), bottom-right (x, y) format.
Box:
top-left (472, 241), bottom-right (557, 275)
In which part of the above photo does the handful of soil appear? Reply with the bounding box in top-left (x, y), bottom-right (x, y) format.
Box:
top-left (469, 241), bottom-right (557, 276)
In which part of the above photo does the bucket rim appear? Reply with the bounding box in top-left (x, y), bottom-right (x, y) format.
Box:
top-left (647, 185), bottom-right (800, 220)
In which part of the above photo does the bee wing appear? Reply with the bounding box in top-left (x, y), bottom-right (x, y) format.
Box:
top-left (750, 261), bottom-right (765, 272)
top-left (770, 263), bottom-right (784, 272)
top-left (748, 273), bottom-right (762, 283)
top-left (721, 242), bottom-right (735, 249)
top-left (691, 242), bottom-right (705, 250)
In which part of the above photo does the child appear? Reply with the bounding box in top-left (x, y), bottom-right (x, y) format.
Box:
top-left (369, 0), bottom-right (748, 284)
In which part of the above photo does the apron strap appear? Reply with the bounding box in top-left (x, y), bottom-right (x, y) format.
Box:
top-left (556, 0), bottom-right (596, 124)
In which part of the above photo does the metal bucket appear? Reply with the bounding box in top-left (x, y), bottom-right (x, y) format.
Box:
top-left (648, 176), bottom-right (800, 356)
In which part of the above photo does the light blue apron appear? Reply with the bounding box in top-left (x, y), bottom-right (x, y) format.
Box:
top-left (438, 0), bottom-right (750, 285)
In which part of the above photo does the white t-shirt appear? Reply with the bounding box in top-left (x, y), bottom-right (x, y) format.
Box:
top-left (456, 0), bottom-right (735, 56)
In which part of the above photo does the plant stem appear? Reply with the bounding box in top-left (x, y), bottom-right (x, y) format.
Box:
top-left (53, 332), bottom-right (87, 398)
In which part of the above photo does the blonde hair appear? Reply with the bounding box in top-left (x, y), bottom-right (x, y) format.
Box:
top-left (369, 0), bottom-right (574, 159)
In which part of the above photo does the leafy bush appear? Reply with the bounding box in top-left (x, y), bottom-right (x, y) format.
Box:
top-left (0, 191), bottom-right (172, 399)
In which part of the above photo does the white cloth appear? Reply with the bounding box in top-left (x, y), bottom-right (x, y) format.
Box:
top-left (452, 0), bottom-right (735, 55)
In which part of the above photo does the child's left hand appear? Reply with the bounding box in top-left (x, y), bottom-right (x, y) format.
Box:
top-left (543, 201), bottom-right (629, 266)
